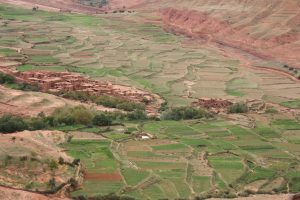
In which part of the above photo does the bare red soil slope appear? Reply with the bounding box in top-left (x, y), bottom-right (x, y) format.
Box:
top-left (4, 0), bottom-right (298, 68)
top-left (160, 1), bottom-right (300, 68)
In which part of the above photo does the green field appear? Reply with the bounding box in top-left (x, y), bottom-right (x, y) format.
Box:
top-left (280, 100), bottom-right (300, 109)
top-left (0, 3), bottom-right (300, 199)
top-left (55, 118), bottom-right (300, 199)
top-left (1, 3), bottom-right (299, 107)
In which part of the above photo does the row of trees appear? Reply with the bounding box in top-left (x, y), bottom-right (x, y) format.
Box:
top-left (0, 105), bottom-right (148, 133)
top-left (61, 91), bottom-right (145, 112)
top-left (161, 106), bottom-right (213, 120)
top-left (0, 105), bottom-right (214, 133)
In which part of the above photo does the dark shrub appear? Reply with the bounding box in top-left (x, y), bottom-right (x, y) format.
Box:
top-left (93, 113), bottom-right (113, 126)
top-left (127, 109), bottom-right (147, 121)
top-left (228, 102), bottom-right (248, 113)
top-left (52, 106), bottom-right (94, 126)
top-left (28, 117), bottom-right (48, 130)
top-left (0, 72), bottom-right (15, 84)
top-left (18, 83), bottom-right (39, 91)
top-left (0, 114), bottom-right (28, 133)
top-left (116, 102), bottom-right (144, 111)
top-left (161, 107), bottom-right (212, 120)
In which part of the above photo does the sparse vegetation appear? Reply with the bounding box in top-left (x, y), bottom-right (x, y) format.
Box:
top-left (61, 92), bottom-right (145, 112)
top-left (228, 102), bottom-right (248, 113)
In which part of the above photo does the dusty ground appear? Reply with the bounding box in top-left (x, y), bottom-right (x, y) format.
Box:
top-left (0, 186), bottom-right (70, 200)
top-left (0, 85), bottom-right (116, 117)
top-left (0, 130), bottom-right (71, 162)
top-left (0, 131), bottom-right (76, 198)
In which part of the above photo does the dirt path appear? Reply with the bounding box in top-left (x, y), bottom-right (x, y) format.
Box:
top-left (249, 66), bottom-right (300, 82)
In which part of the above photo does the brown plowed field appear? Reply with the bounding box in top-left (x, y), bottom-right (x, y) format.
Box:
top-left (84, 172), bottom-right (123, 181)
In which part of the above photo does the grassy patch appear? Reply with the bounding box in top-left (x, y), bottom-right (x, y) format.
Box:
top-left (180, 138), bottom-right (211, 148)
top-left (280, 100), bottom-right (300, 109)
top-left (29, 55), bottom-right (59, 64)
top-left (243, 167), bottom-right (275, 183)
top-left (0, 48), bottom-right (17, 56)
top-left (17, 64), bottom-right (66, 72)
top-left (135, 161), bottom-right (186, 169)
top-left (272, 119), bottom-right (300, 130)
top-left (226, 78), bottom-right (257, 97)
top-left (71, 180), bottom-right (123, 197)
top-left (255, 125), bottom-right (280, 138)
top-left (192, 176), bottom-right (211, 193)
top-left (62, 140), bottom-right (117, 173)
top-left (209, 156), bottom-right (244, 183)
top-left (127, 151), bottom-right (175, 159)
top-left (121, 168), bottom-right (149, 186)
top-left (142, 184), bottom-right (166, 200)
top-left (151, 143), bottom-right (188, 151)
top-left (286, 171), bottom-right (300, 193)
top-left (69, 67), bottom-right (123, 77)
top-left (0, 4), bottom-right (105, 27)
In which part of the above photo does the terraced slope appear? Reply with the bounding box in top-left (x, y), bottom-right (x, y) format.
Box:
top-left (158, 0), bottom-right (300, 68)
top-left (0, 3), bottom-right (299, 107)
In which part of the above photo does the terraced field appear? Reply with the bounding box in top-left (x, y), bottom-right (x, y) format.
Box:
top-left (0, 2), bottom-right (299, 200)
top-left (1, 4), bottom-right (300, 108)
top-left (59, 117), bottom-right (300, 199)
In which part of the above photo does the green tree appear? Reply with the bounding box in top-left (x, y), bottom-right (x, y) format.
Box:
top-left (127, 109), bottom-right (147, 121)
top-left (72, 106), bottom-right (94, 125)
top-left (0, 114), bottom-right (28, 133)
top-left (28, 117), bottom-right (48, 130)
top-left (93, 113), bottom-right (112, 126)
top-left (228, 102), bottom-right (249, 113)
top-left (0, 72), bottom-right (15, 84)
top-left (52, 106), bottom-right (94, 126)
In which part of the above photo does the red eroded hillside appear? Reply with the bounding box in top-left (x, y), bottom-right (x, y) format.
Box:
top-left (160, 7), bottom-right (300, 68)
top-left (2, 0), bottom-right (300, 68)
